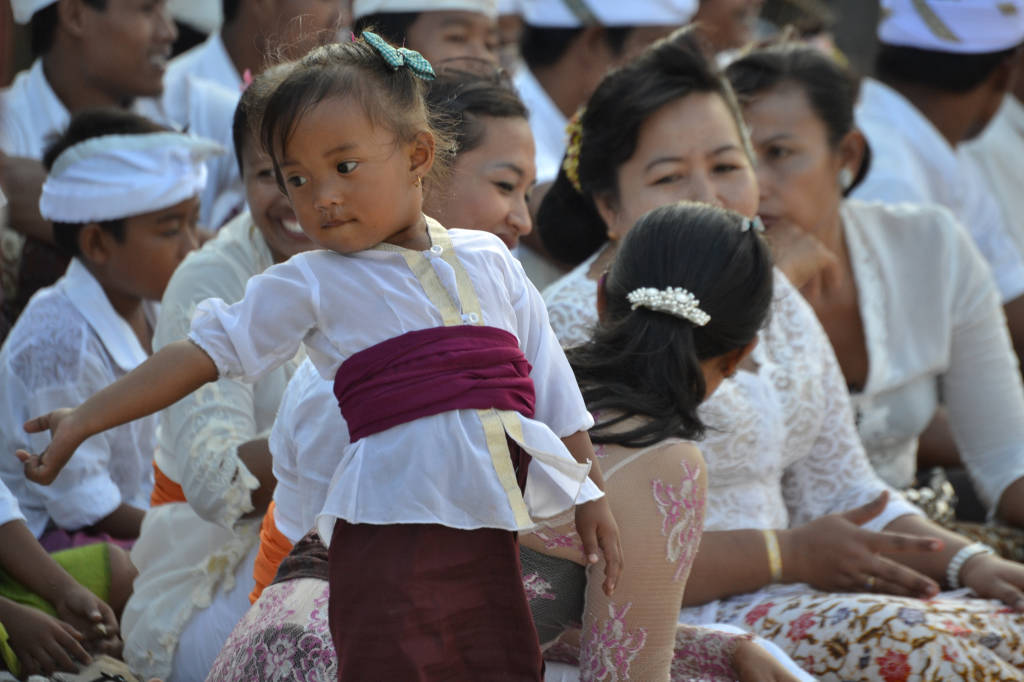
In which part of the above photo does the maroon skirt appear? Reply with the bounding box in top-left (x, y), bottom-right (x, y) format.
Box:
top-left (327, 440), bottom-right (541, 680)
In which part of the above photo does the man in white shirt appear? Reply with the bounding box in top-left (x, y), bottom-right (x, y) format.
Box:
top-left (853, 0), bottom-right (1024, 358)
top-left (513, 0), bottom-right (697, 288)
top-left (165, 0), bottom-right (347, 97)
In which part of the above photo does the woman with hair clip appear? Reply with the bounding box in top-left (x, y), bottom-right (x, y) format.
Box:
top-left (726, 43), bottom-right (1024, 554)
top-left (539, 27), bottom-right (1024, 679)
top-left (524, 201), bottom-right (807, 681)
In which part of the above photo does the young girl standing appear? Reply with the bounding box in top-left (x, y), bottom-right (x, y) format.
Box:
top-left (17, 33), bottom-right (621, 680)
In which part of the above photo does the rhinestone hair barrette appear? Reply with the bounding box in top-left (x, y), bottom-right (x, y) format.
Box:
top-left (627, 286), bottom-right (711, 326)
top-left (742, 216), bottom-right (766, 233)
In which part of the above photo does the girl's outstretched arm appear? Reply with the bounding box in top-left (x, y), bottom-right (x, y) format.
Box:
top-left (16, 340), bottom-right (218, 484)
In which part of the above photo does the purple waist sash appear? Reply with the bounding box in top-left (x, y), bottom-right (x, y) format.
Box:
top-left (334, 325), bottom-right (536, 442)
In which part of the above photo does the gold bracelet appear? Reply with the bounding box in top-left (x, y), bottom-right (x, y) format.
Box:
top-left (762, 529), bottom-right (783, 583)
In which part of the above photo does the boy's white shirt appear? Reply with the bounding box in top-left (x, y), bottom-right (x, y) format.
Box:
top-left (191, 224), bottom-right (602, 543)
top-left (0, 259), bottom-right (156, 536)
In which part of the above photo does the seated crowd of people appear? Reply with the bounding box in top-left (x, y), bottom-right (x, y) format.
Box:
top-left (3, 0), bottom-right (1024, 680)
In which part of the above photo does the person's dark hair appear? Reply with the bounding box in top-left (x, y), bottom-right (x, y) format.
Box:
top-left (875, 44), bottom-right (1015, 93)
top-left (569, 202), bottom-right (773, 447)
top-left (232, 62), bottom-right (296, 175)
top-left (537, 26), bottom-right (751, 265)
top-left (519, 25), bottom-right (632, 71)
top-left (425, 64), bottom-right (527, 164)
top-left (30, 0), bottom-right (106, 57)
top-left (222, 0), bottom-right (242, 24)
top-left (726, 42), bottom-right (871, 196)
top-left (260, 35), bottom-right (454, 191)
top-left (353, 12), bottom-right (421, 46)
top-left (42, 109), bottom-right (169, 257)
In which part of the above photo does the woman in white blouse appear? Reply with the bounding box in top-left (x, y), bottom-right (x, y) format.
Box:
top-left (539, 28), bottom-right (1024, 679)
top-left (119, 65), bottom-right (315, 682)
top-left (725, 44), bottom-right (1024, 533)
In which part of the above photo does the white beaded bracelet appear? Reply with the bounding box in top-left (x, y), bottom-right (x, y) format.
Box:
top-left (946, 542), bottom-right (995, 589)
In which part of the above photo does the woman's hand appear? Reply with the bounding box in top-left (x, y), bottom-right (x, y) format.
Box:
top-left (53, 583), bottom-right (121, 657)
top-left (781, 492), bottom-right (943, 597)
top-left (14, 407), bottom-right (81, 485)
top-left (574, 497), bottom-right (623, 596)
top-left (733, 639), bottom-right (804, 682)
top-left (761, 219), bottom-right (839, 299)
top-left (960, 553), bottom-right (1024, 611)
top-left (1, 599), bottom-right (90, 677)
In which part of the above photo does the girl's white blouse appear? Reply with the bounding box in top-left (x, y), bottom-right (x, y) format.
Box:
top-left (843, 199), bottom-right (1024, 513)
top-left (189, 224), bottom-right (602, 542)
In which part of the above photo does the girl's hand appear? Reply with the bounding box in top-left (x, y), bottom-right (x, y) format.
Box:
top-left (14, 407), bottom-right (80, 485)
top-left (54, 584), bottom-right (120, 655)
top-left (3, 601), bottom-right (90, 677)
top-left (574, 497), bottom-right (623, 596)
top-left (733, 639), bottom-right (804, 682)
top-left (960, 553), bottom-right (1024, 611)
top-left (782, 492), bottom-right (943, 597)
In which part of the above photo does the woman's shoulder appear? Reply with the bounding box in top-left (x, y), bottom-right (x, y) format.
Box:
top-left (600, 436), bottom-right (704, 483)
top-left (842, 198), bottom-right (964, 255)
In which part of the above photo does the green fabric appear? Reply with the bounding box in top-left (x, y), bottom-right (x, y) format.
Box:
top-left (0, 543), bottom-right (111, 675)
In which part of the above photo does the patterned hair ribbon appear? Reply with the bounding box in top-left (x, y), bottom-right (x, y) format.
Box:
top-left (562, 108), bottom-right (585, 193)
top-left (362, 31), bottom-right (437, 81)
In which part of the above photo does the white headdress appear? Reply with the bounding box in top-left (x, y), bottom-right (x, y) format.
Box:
top-left (354, 0), bottom-right (498, 19)
top-left (11, 0), bottom-right (56, 24)
top-left (627, 287), bottom-right (710, 326)
top-left (40, 132), bottom-right (223, 224)
top-left (878, 0), bottom-right (1024, 54)
top-left (520, 0), bottom-right (697, 27)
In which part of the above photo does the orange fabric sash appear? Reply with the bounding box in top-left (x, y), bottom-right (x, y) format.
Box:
top-left (150, 462), bottom-right (186, 507)
top-left (249, 501), bottom-right (294, 603)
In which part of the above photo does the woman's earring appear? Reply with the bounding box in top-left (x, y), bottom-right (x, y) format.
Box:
top-left (414, 176), bottom-right (422, 189)
top-left (838, 168), bottom-right (854, 192)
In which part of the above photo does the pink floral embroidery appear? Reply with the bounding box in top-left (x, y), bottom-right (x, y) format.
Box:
top-left (522, 572), bottom-right (556, 601)
top-left (533, 527), bottom-right (585, 553)
top-left (594, 443), bottom-right (608, 459)
top-left (744, 601), bottom-right (775, 626)
top-left (671, 627), bottom-right (743, 680)
top-left (786, 611), bottom-right (817, 642)
top-left (579, 602), bottom-right (647, 681)
top-left (651, 460), bottom-right (705, 580)
top-left (876, 649), bottom-right (911, 682)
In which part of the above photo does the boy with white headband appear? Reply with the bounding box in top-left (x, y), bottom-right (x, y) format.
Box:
top-left (853, 0), bottom-right (1024, 362)
top-left (352, 0), bottom-right (500, 65)
top-left (0, 109), bottom-right (214, 548)
top-left (513, 0), bottom-right (697, 289)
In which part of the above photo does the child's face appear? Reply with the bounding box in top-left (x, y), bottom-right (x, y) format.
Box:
top-left (97, 195), bottom-right (200, 301)
top-left (241, 140), bottom-right (313, 262)
top-left (279, 96), bottom-right (432, 253)
top-left (424, 115), bottom-right (535, 249)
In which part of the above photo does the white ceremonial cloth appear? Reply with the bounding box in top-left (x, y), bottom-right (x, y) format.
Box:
top-left (269, 359), bottom-right (343, 544)
top-left (163, 32), bottom-right (243, 97)
top-left (188, 223), bottom-right (602, 544)
top-left (853, 78), bottom-right (1024, 303)
top-left (10, 0), bottom-right (53, 23)
top-left (961, 95), bottom-right (1024, 260)
top-left (0, 259), bottom-right (156, 536)
top-left (0, 59), bottom-right (243, 230)
top-left (519, 0), bottom-right (696, 27)
top-left (514, 65), bottom-right (567, 186)
top-left (878, 0), bottom-right (1024, 54)
top-left (354, 0), bottom-right (498, 19)
top-left (842, 200), bottom-right (1024, 514)
top-left (121, 213), bottom-right (300, 682)
top-left (0, 478), bottom-right (26, 528)
top-left (169, 0), bottom-right (223, 33)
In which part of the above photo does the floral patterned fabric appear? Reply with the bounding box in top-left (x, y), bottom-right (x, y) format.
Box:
top-left (712, 584), bottom-right (1024, 680)
top-left (205, 578), bottom-right (336, 682)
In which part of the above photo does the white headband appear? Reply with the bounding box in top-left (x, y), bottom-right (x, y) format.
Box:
top-left (11, 0), bottom-right (55, 24)
top-left (354, 0), bottom-right (498, 19)
top-left (520, 0), bottom-right (697, 27)
top-left (879, 0), bottom-right (1024, 53)
top-left (627, 286), bottom-right (710, 326)
top-left (40, 133), bottom-right (223, 224)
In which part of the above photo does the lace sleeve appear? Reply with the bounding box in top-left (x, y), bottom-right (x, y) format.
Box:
top-left (154, 254), bottom-right (261, 529)
top-left (772, 275), bottom-right (920, 530)
top-left (577, 442), bottom-right (708, 680)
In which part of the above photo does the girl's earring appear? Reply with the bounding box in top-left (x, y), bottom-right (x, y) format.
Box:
top-left (838, 168), bottom-right (854, 192)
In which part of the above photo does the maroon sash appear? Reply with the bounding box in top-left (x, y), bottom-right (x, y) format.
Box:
top-left (334, 325), bottom-right (536, 442)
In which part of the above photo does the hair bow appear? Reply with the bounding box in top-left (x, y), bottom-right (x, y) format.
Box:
top-left (362, 31), bottom-right (436, 81)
